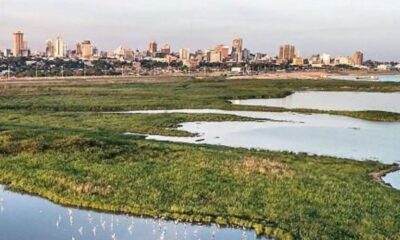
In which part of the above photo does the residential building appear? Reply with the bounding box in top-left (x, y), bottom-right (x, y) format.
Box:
top-left (320, 53), bottom-right (331, 65)
top-left (13, 31), bottom-right (24, 57)
top-left (334, 56), bottom-right (353, 66)
top-left (80, 40), bottom-right (93, 60)
top-left (45, 39), bottom-right (55, 57)
top-left (161, 44), bottom-right (171, 54)
top-left (278, 44), bottom-right (296, 64)
top-left (148, 41), bottom-right (158, 53)
top-left (353, 51), bottom-right (364, 66)
top-left (292, 56), bottom-right (304, 66)
top-left (214, 44), bottom-right (229, 60)
top-left (54, 37), bottom-right (66, 58)
top-left (207, 50), bottom-right (223, 63)
top-left (179, 48), bottom-right (190, 61)
top-left (232, 38), bottom-right (243, 53)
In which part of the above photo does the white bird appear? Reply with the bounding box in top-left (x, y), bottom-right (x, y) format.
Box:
top-left (128, 224), bottom-right (134, 235)
top-left (68, 209), bottom-right (73, 216)
top-left (92, 226), bottom-right (97, 236)
top-left (88, 213), bottom-right (93, 224)
top-left (112, 233), bottom-right (117, 240)
top-left (78, 226), bottom-right (83, 235)
top-left (101, 220), bottom-right (106, 230)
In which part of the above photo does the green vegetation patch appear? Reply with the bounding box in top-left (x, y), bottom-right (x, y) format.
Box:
top-left (0, 78), bottom-right (399, 239)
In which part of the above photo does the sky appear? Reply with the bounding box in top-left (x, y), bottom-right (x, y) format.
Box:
top-left (0, 0), bottom-right (399, 61)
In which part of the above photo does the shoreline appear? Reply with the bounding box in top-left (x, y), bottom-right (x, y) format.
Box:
top-left (1, 162), bottom-right (397, 239)
top-left (0, 182), bottom-right (289, 238)
top-left (370, 164), bottom-right (400, 187)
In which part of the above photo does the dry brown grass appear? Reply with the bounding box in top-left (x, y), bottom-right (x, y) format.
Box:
top-left (239, 156), bottom-right (294, 177)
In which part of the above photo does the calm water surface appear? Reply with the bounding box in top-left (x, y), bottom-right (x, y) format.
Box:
top-left (329, 74), bottom-right (400, 82)
top-left (122, 109), bottom-right (400, 189)
top-left (0, 186), bottom-right (264, 240)
top-left (231, 92), bottom-right (400, 113)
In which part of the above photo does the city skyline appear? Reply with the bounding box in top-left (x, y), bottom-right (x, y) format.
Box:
top-left (0, 0), bottom-right (399, 61)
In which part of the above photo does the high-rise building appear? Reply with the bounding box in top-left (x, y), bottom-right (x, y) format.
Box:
top-left (21, 41), bottom-right (30, 57)
top-left (80, 40), bottom-right (93, 60)
top-left (45, 39), bottom-right (55, 57)
top-left (161, 44), bottom-right (171, 54)
top-left (13, 31), bottom-right (24, 57)
top-left (231, 38), bottom-right (244, 62)
top-left (232, 38), bottom-right (243, 53)
top-left (214, 44), bottom-right (229, 60)
top-left (179, 48), bottom-right (190, 61)
top-left (76, 43), bottom-right (82, 57)
top-left (54, 37), bottom-right (66, 58)
top-left (148, 41), bottom-right (158, 53)
top-left (353, 51), bottom-right (364, 66)
top-left (279, 44), bottom-right (296, 63)
top-left (207, 50), bottom-right (223, 63)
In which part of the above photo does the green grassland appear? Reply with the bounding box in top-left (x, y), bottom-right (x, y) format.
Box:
top-left (0, 78), bottom-right (399, 239)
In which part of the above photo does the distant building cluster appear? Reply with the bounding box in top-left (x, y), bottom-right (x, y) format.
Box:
top-left (1, 31), bottom-right (399, 75)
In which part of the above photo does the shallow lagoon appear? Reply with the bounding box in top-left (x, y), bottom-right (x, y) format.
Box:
top-left (231, 91), bottom-right (400, 113)
top-left (122, 109), bottom-right (400, 189)
top-left (0, 186), bottom-right (264, 240)
top-left (329, 74), bottom-right (400, 82)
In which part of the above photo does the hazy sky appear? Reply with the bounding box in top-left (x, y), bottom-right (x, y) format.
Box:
top-left (0, 0), bottom-right (399, 60)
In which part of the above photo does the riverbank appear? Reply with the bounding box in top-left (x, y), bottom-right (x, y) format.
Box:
top-left (370, 164), bottom-right (400, 187)
top-left (1, 78), bottom-right (400, 122)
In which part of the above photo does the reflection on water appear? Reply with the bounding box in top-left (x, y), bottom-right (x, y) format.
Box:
top-left (121, 109), bottom-right (400, 189)
top-left (0, 186), bottom-right (264, 240)
top-left (231, 91), bottom-right (400, 113)
top-left (383, 172), bottom-right (400, 189)
top-left (329, 74), bottom-right (400, 82)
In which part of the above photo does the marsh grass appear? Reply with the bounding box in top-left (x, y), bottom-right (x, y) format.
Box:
top-left (0, 78), bottom-right (399, 239)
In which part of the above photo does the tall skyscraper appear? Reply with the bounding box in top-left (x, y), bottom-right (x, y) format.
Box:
top-left (148, 41), bottom-right (158, 53)
top-left (80, 40), bottom-right (93, 60)
top-left (76, 43), bottom-right (82, 57)
top-left (232, 38), bottom-right (243, 53)
top-left (179, 48), bottom-right (191, 61)
top-left (13, 31), bottom-right (24, 57)
top-left (45, 39), bottom-right (55, 57)
top-left (279, 44), bottom-right (296, 63)
top-left (353, 51), bottom-right (364, 66)
top-left (54, 37), bottom-right (66, 58)
top-left (231, 38), bottom-right (244, 62)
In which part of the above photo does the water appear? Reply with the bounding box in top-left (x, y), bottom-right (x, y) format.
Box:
top-left (121, 109), bottom-right (400, 189)
top-left (329, 74), bottom-right (400, 82)
top-left (0, 186), bottom-right (263, 240)
top-left (231, 91), bottom-right (400, 113)
top-left (383, 172), bottom-right (400, 190)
